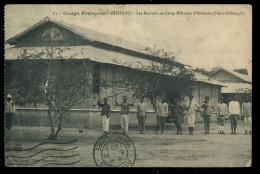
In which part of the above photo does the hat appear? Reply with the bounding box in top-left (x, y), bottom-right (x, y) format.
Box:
top-left (7, 94), bottom-right (12, 98)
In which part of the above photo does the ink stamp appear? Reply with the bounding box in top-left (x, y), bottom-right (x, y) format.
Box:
top-left (93, 132), bottom-right (136, 167)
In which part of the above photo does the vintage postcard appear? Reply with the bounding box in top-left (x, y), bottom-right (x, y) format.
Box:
top-left (4, 4), bottom-right (252, 167)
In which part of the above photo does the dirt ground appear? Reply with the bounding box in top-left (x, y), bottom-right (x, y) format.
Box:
top-left (5, 120), bottom-right (251, 167)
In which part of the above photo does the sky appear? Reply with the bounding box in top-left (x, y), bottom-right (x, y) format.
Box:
top-left (5, 5), bottom-right (252, 75)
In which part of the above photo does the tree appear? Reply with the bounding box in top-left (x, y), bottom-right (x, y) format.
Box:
top-left (233, 69), bottom-right (248, 75)
top-left (208, 67), bottom-right (222, 76)
top-left (5, 47), bottom-right (97, 140)
top-left (194, 67), bottom-right (211, 76)
top-left (113, 46), bottom-right (195, 108)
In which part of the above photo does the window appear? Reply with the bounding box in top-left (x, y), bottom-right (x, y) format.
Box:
top-left (93, 64), bottom-right (101, 93)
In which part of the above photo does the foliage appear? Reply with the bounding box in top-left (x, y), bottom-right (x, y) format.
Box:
top-left (194, 67), bottom-right (211, 76)
top-left (5, 47), bottom-right (96, 140)
top-left (225, 92), bottom-right (252, 104)
top-left (113, 46), bottom-right (195, 107)
top-left (233, 69), bottom-right (248, 75)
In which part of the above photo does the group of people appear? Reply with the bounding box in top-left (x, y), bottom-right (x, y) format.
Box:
top-left (97, 94), bottom-right (252, 136)
top-left (97, 96), bottom-right (148, 134)
top-left (216, 95), bottom-right (252, 135)
top-left (5, 93), bottom-right (252, 136)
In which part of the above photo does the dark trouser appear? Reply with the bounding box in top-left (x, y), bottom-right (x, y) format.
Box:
top-left (137, 116), bottom-right (146, 134)
top-left (203, 115), bottom-right (211, 133)
top-left (230, 114), bottom-right (239, 133)
top-left (6, 112), bottom-right (14, 130)
top-left (218, 115), bottom-right (225, 126)
top-left (156, 116), bottom-right (165, 133)
top-left (175, 115), bottom-right (182, 133)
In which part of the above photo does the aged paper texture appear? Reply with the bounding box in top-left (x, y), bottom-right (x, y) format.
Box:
top-left (4, 4), bottom-right (252, 167)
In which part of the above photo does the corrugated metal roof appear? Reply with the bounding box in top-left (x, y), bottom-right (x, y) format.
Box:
top-left (5, 17), bottom-right (149, 55)
top-left (191, 72), bottom-right (225, 86)
top-left (5, 17), bottom-right (224, 87)
top-left (226, 69), bottom-right (251, 83)
top-left (210, 68), bottom-right (251, 83)
top-left (5, 46), bottom-right (157, 67)
top-left (192, 72), bottom-right (226, 86)
top-left (5, 46), bottom-right (224, 86)
top-left (5, 17), bottom-right (187, 68)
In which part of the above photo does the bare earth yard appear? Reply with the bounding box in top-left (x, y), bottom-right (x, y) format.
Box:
top-left (5, 120), bottom-right (251, 167)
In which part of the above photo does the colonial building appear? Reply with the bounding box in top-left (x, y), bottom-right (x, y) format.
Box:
top-left (209, 68), bottom-right (252, 103)
top-left (5, 17), bottom-right (223, 128)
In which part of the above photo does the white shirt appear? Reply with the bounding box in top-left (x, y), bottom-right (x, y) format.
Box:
top-left (156, 102), bottom-right (168, 117)
top-left (186, 100), bottom-right (200, 115)
top-left (228, 101), bottom-right (240, 115)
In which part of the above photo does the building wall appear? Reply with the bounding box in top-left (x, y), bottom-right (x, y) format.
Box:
top-left (7, 60), bottom-right (220, 129)
top-left (182, 82), bottom-right (219, 122)
top-left (97, 64), bottom-right (155, 111)
top-left (210, 70), bottom-right (245, 83)
top-left (12, 108), bottom-right (211, 129)
top-left (12, 109), bottom-right (158, 129)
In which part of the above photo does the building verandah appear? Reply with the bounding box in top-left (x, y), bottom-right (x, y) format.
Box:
top-left (4, 16), bottom-right (223, 128)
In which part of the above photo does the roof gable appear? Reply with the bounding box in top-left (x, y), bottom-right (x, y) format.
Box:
top-left (5, 18), bottom-right (91, 47)
top-left (210, 68), bottom-right (251, 83)
top-left (6, 17), bottom-right (147, 54)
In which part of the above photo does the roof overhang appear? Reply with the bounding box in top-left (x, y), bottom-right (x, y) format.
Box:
top-left (5, 45), bottom-right (224, 87)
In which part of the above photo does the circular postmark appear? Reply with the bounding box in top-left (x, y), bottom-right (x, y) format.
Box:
top-left (93, 132), bottom-right (136, 167)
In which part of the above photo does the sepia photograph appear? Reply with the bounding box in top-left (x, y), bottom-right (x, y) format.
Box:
top-left (4, 4), bottom-right (252, 167)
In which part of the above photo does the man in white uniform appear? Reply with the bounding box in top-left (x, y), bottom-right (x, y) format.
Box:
top-left (97, 98), bottom-right (110, 133)
top-left (228, 96), bottom-right (240, 134)
top-left (117, 96), bottom-right (133, 135)
top-left (185, 95), bottom-right (200, 135)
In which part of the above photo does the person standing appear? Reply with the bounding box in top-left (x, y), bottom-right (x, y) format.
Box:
top-left (201, 96), bottom-right (214, 134)
top-left (185, 95), bottom-right (200, 135)
top-left (217, 97), bottom-right (228, 134)
top-left (228, 96), bottom-right (240, 134)
top-left (173, 98), bottom-right (184, 135)
top-left (117, 96), bottom-right (133, 135)
top-left (241, 97), bottom-right (252, 135)
top-left (5, 94), bottom-right (16, 131)
top-left (155, 98), bottom-right (168, 134)
top-left (97, 98), bottom-right (110, 133)
top-left (136, 97), bottom-right (147, 134)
